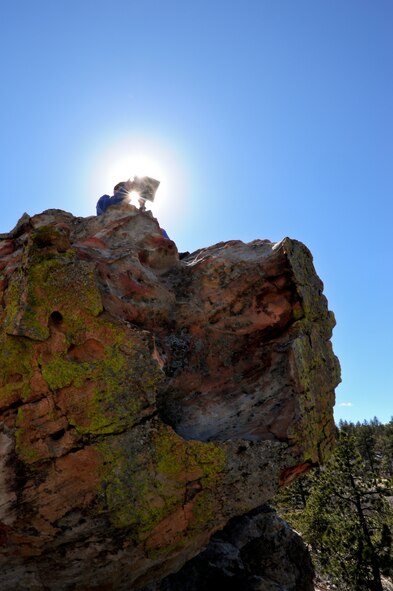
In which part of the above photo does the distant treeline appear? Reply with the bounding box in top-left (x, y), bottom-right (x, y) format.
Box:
top-left (275, 418), bottom-right (393, 591)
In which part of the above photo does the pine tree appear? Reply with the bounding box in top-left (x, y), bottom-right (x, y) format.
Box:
top-left (299, 431), bottom-right (393, 591)
top-left (379, 418), bottom-right (393, 479)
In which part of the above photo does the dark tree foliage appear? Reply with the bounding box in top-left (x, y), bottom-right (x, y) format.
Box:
top-left (275, 419), bottom-right (393, 591)
top-left (379, 418), bottom-right (393, 478)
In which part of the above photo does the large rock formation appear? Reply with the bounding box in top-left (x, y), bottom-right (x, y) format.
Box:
top-left (0, 205), bottom-right (340, 590)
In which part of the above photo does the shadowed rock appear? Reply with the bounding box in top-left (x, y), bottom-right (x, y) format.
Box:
top-left (0, 206), bottom-right (340, 590)
top-left (141, 505), bottom-right (315, 591)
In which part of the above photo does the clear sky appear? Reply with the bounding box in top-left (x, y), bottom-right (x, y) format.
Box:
top-left (1, 1), bottom-right (392, 424)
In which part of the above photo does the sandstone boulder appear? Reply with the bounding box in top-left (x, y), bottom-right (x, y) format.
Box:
top-left (0, 206), bottom-right (340, 590)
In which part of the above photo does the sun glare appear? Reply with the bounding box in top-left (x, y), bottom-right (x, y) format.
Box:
top-left (128, 190), bottom-right (141, 206)
top-left (87, 135), bottom-right (189, 227)
top-left (108, 156), bottom-right (166, 192)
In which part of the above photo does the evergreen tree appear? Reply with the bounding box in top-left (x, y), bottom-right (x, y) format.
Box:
top-left (355, 419), bottom-right (380, 483)
top-left (275, 421), bottom-right (393, 590)
top-left (379, 418), bottom-right (393, 479)
top-left (299, 431), bottom-right (393, 591)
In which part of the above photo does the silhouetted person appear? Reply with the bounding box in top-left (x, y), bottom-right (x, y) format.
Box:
top-left (96, 180), bottom-right (135, 216)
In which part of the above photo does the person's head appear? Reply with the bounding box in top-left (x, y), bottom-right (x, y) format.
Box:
top-left (113, 181), bottom-right (129, 195)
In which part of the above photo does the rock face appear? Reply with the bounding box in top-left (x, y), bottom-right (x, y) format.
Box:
top-left (0, 205), bottom-right (340, 590)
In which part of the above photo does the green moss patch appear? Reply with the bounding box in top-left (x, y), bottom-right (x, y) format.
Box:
top-left (0, 333), bottom-right (35, 407)
top-left (4, 257), bottom-right (102, 341)
top-left (98, 421), bottom-right (226, 546)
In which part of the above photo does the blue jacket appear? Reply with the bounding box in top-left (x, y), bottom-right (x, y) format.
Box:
top-left (96, 192), bottom-right (128, 216)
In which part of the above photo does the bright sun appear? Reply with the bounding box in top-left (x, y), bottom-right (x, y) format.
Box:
top-left (102, 147), bottom-right (171, 207)
top-left (128, 190), bottom-right (141, 206)
top-left (107, 155), bottom-right (166, 194)
top-left (87, 135), bottom-right (188, 225)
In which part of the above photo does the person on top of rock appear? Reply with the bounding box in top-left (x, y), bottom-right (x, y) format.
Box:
top-left (96, 179), bottom-right (170, 240)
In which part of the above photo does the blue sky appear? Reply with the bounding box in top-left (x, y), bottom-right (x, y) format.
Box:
top-left (1, 1), bottom-right (392, 424)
